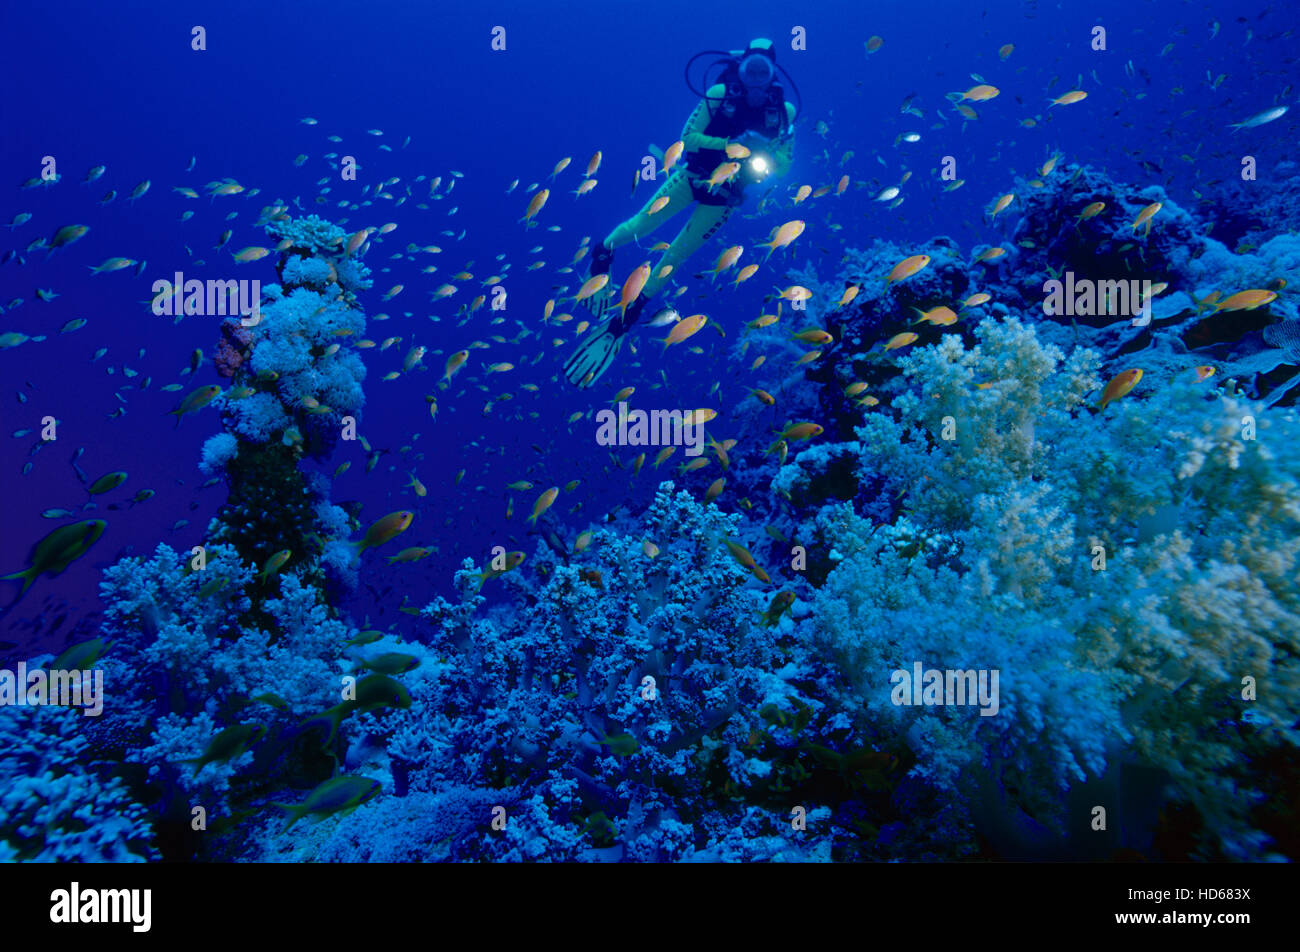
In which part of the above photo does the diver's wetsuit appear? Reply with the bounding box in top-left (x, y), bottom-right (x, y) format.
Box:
top-left (564, 80), bottom-right (795, 387)
top-left (599, 84), bottom-right (796, 326)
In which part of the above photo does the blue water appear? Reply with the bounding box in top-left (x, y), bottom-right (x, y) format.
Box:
top-left (0, 0), bottom-right (1295, 862)
top-left (4, 0), bottom-right (1291, 635)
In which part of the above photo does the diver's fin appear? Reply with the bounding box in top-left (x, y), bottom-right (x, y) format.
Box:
top-left (564, 321), bottom-right (624, 388)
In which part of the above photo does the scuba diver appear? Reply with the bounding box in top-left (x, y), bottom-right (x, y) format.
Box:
top-left (564, 38), bottom-right (800, 388)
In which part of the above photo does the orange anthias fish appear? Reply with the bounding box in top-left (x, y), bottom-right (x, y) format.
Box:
top-left (1097, 369), bottom-right (1143, 409)
top-left (724, 539), bottom-right (771, 584)
top-left (884, 331), bottom-right (919, 351)
top-left (521, 188), bottom-right (549, 226)
top-left (474, 551), bottom-right (526, 591)
top-left (170, 384), bottom-right (222, 424)
top-left (1213, 289), bottom-right (1277, 312)
top-left (443, 350), bottom-right (469, 382)
top-left (1076, 202), bottom-right (1106, 223)
top-left (913, 306), bottom-right (958, 326)
top-left (662, 140), bottom-right (685, 173)
top-left (710, 245), bottom-right (744, 280)
top-left (355, 511), bottom-right (414, 554)
top-left (1050, 90), bottom-right (1088, 107)
top-left (575, 273), bottom-right (610, 302)
top-left (259, 549), bottom-right (292, 580)
top-left (779, 421), bottom-right (823, 442)
top-left (617, 263), bottom-right (652, 318)
top-left (760, 220), bottom-right (806, 260)
top-left (885, 254), bottom-right (930, 283)
top-left (1131, 202), bottom-right (1163, 236)
top-left (952, 84), bottom-right (1000, 102)
top-left (528, 487), bottom-right (559, 525)
top-left (766, 423), bottom-right (822, 455)
top-left (705, 161), bottom-right (741, 191)
top-left (662, 313), bottom-right (707, 347)
top-left (760, 590), bottom-right (796, 627)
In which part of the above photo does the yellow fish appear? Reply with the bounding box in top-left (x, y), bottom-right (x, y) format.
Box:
top-left (711, 245), bottom-right (744, 279)
top-left (724, 539), bottom-right (770, 583)
top-left (1097, 369), bottom-right (1143, 409)
top-left (1077, 201), bottom-right (1106, 221)
top-left (1131, 202), bottom-right (1163, 236)
top-left (355, 511), bottom-right (414, 553)
top-left (706, 162), bottom-right (742, 190)
top-left (913, 306), bottom-right (958, 326)
top-left (521, 189), bottom-right (549, 226)
top-left (443, 350), bottom-right (469, 382)
top-left (760, 221), bottom-right (805, 260)
top-left (662, 314), bottom-right (707, 347)
top-left (259, 550), bottom-right (292, 580)
top-left (1049, 90), bottom-right (1088, 107)
top-left (618, 263), bottom-right (652, 319)
top-left (528, 487), bottom-right (559, 525)
top-left (885, 254), bottom-right (930, 283)
top-left (1213, 289), bottom-right (1276, 312)
top-left (954, 84), bottom-right (1000, 102)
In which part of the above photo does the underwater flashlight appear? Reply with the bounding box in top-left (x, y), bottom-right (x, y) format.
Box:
top-left (743, 153), bottom-right (770, 185)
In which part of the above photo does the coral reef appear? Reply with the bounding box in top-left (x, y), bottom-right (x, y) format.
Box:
top-left (205, 214), bottom-right (372, 598)
top-left (213, 318), bottom-right (253, 379)
top-left (15, 177), bottom-right (1294, 866)
top-left (808, 315), bottom-right (1299, 859)
top-left (0, 705), bottom-right (156, 861)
